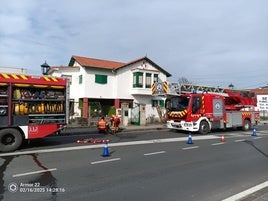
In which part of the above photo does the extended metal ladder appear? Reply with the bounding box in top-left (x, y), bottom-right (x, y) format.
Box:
top-left (178, 83), bottom-right (227, 95)
top-left (152, 82), bottom-right (228, 96)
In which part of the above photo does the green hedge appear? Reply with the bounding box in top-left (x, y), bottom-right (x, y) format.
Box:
top-left (108, 107), bottom-right (116, 116)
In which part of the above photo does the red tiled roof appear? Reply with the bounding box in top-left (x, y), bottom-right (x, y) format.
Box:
top-left (68, 55), bottom-right (172, 77)
top-left (70, 55), bottom-right (126, 69)
top-left (251, 88), bottom-right (268, 95)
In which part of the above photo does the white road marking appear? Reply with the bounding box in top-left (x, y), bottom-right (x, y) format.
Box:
top-left (90, 158), bottom-right (121, 165)
top-left (144, 151), bottom-right (166, 156)
top-left (12, 168), bottom-right (57, 178)
top-left (222, 180), bottom-right (268, 201)
top-left (257, 130), bottom-right (268, 134)
top-left (0, 144), bottom-right (104, 157)
top-left (211, 142), bottom-right (225, 146)
top-left (235, 139), bottom-right (245, 142)
top-left (252, 137), bottom-right (262, 140)
top-left (182, 146), bottom-right (199, 150)
top-left (0, 136), bottom-right (220, 157)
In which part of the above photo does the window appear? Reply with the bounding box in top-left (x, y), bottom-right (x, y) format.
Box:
top-left (169, 96), bottom-right (190, 111)
top-left (146, 73), bottom-right (151, 88)
top-left (192, 97), bottom-right (202, 114)
top-left (95, 74), bottom-right (107, 84)
top-left (153, 74), bottom-right (158, 83)
top-left (133, 72), bottom-right (143, 88)
top-left (79, 75), bottom-right (83, 84)
top-left (152, 99), bottom-right (165, 107)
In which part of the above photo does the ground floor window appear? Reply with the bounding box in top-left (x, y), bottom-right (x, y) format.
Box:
top-left (152, 99), bottom-right (164, 107)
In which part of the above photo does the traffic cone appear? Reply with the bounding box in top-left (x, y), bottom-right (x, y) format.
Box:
top-left (252, 128), bottom-right (257, 137)
top-left (187, 133), bottom-right (193, 144)
top-left (102, 141), bottom-right (110, 157)
top-left (220, 135), bottom-right (225, 142)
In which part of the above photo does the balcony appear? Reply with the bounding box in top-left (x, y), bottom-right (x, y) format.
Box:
top-left (131, 87), bottom-right (152, 95)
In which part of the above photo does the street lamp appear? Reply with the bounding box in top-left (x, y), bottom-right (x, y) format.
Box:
top-left (228, 83), bottom-right (234, 89)
top-left (41, 61), bottom-right (50, 75)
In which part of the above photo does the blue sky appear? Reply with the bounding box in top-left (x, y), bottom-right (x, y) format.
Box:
top-left (0, 0), bottom-right (267, 89)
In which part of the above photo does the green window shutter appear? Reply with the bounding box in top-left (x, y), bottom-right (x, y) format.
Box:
top-left (79, 99), bottom-right (83, 107)
top-left (95, 74), bottom-right (107, 84)
top-left (133, 72), bottom-right (137, 87)
top-left (79, 75), bottom-right (83, 84)
top-left (133, 72), bottom-right (143, 88)
top-left (159, 100), bottom-right (164, 107)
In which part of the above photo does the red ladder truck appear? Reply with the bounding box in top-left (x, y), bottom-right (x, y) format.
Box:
top-left (152, 81), bottom-right (259, 134)
top-left (0, 73), bottom-right (69, 152)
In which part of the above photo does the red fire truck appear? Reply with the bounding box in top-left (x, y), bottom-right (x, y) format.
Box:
top-left (0, 73), bottom-right (69, 152)
top-left (152, 81), bottom-right (259, 134)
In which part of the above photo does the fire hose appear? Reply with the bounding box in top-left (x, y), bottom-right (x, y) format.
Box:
top-left (76, 138), bottom-right (111, 144)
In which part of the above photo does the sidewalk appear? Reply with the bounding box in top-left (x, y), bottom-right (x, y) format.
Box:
top-left (120, 123), bottom-right (168, 132)
top-left (62, 123), bottom-right (168, 135)
top-left (259, 120), bottom-right (268, 125)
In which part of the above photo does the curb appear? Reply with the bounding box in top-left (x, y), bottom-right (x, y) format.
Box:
top-left (58, 125), bottom-right (168, 136)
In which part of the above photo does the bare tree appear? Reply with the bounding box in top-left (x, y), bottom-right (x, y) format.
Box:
top-left (178, 77), bottom-right (192, 84)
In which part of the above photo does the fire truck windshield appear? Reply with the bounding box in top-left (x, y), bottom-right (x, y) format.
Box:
top-left (169, 97), bottom-right (190, 111)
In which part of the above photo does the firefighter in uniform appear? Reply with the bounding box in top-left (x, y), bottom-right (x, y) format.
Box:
top-left (97, 116), bottom-right (108, 133)
top-left (110, 115), bottom-right (120, 133)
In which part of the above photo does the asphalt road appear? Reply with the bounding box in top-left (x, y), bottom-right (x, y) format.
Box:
top-left (0, 128), bottom-right (268, 201)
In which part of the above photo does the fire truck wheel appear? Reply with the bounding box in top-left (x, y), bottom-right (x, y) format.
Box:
top-left (199, 121), bottom-right (210, 134)
top-left (0, 129), bottom-right (23, 152)
top-left (242, 119), bottom-right (251, 131)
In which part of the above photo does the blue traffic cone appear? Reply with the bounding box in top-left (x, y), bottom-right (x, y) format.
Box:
top-left (252, 128), bottom-right (257, 137)
top-left (187, 133), bottom-right (193, 144)
top-left (102, 141), bottom-right (110, 157)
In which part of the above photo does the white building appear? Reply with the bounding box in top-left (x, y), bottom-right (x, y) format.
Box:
top-left (50, 55), bottom-right (171, 126)
top-left (251, 88), bottom-right (268, 118)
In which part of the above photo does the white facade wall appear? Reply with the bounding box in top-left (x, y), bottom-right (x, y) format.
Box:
top-left (52, 67), bottom-right (84, 100)
top-left (132, 94), bottom-right (166, 123)
top-left (83, 68), bottom-right (116, 98)
top-left (116, 66), bottom-right (133, 99)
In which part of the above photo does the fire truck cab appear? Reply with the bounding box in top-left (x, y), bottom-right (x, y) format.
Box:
top-left (152, 82), bottom-right (259, 134)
